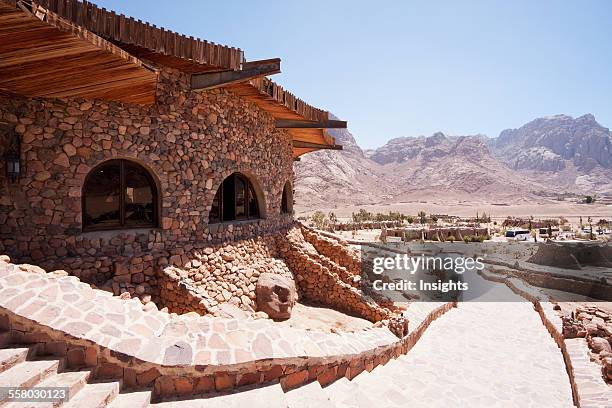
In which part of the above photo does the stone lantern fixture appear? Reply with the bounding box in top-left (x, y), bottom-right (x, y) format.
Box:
top-left (4, 129), bottom-right (20, 184)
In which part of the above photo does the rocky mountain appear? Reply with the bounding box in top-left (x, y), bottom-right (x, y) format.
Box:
top-left (293, 117), bottom-right (392, 210)
top-left (294, 114), bottom-right (612, 212)
top-left (492, 114), bottom-right (612, 171)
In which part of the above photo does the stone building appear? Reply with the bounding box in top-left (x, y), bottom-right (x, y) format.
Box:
top-left (0, 0), bottom-right (345, 284)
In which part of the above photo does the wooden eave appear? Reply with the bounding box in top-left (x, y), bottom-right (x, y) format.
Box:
top-left (227, 77), bottom-right (344, 158)
top-left (1, 0), bottom-right (345, 157)
top-left (0, 0), bottom-right (157, 104)
top-left (32, 0), bottom-right (243, 72)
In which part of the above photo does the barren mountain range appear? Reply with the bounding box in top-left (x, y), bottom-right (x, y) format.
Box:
top-left (294, 114), bottom-right (612, 212)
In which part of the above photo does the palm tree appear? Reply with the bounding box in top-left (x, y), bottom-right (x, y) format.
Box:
top-left (418, 211), bottom-right (427, 225)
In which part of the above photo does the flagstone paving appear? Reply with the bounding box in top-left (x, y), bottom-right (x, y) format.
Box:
top-left (326, 271), bottom-right (576, 407)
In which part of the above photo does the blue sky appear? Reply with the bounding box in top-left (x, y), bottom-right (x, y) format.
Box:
top-left (96, 0), bottom-right (612, 148)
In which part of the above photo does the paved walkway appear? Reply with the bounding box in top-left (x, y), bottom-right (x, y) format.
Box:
top-left (393, 272), bottom-right (574, 407)
top-left (342, 271), bottom-right (576, 407)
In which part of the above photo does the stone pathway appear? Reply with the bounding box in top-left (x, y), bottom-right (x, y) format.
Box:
top-left (326, 271), bottom-right (576, 407)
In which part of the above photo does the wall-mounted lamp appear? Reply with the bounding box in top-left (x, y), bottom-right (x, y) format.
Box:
top-left (4, 130), bottom-right (20, 184)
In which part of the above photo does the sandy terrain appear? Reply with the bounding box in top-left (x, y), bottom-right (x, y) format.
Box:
top-left (296, 200), bottom-right (612, 224)
top-left (271, 302), bottom-right (373, 332)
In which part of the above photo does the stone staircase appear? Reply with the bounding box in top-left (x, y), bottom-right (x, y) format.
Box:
top-left (0, 326), bottom-right (424, 408)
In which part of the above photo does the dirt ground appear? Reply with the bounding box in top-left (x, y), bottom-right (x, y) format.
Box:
top-left (271, 302), bottom-right (373, 332)
top-left (297, 200), bottom-right (612, 225)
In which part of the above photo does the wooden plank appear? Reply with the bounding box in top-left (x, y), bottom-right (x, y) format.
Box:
top-left (191, 58), bottom-right (281, 91)
top-left (275, 119), bottom-right (347, 129)
top-left (292, 140), bottom-right (343, 150)
top-left (0, 1), bottom-right (156, 105)
top-left (32, 0), bottom-right (243, 70)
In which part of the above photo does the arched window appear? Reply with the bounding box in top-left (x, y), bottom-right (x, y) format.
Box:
top-left (281, 182), bottom-right (292, 214)
top-left (209, 173), bottom-right (261, 223)
top-left (82, 160), bottom-right (158, 231)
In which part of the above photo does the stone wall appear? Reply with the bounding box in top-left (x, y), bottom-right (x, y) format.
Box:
top-left (386, 227), bottom-right (489, 241)
top-left (280, 226), bottom-right (402, 327)
top-left (152, 224), bottom-right (404, 333)
top-left (157, 234), bottom-right (293, 315)
top-left (301, 226), bottom-right (361, 278)
top-left (0, 67), bottom-right (294, 286)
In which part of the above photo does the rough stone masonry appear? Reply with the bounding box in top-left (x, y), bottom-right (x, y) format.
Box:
top-left (0, 67), bottom-right (294, 286)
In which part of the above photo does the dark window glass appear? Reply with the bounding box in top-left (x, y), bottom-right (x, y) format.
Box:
top-left (281, 185), bottom-right (289, 214)
top-left (83, 160), bottom-right (158, 231)
top-left (124, 162), bottom-right (155, 226)
top-left (248, 183), bottom-right (259, 218)
top-left (209, 173), bottom-right (261, 223)
top-left (83, 161), bottom-right (121, 228)
top-left (235, 176), bottom-right (246, 219)
top-left (222, 174), bottom-right (235, 222)
top-left (210, 188), bottom-right (221, 224)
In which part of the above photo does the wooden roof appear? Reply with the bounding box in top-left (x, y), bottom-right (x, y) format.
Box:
top-left (227, 77), bottom-right (341, 157)
top-left (32, 0), bottom-right (243, 72)
top-left (0, 0), bottom-right (342, 156)
top-left (0, 0), bottom-right (157, 104)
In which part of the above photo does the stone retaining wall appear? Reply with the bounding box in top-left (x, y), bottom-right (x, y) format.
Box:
top-left (485, 258), bottom-right (612, 301)
top-left (154, 225), bottom-right (402, 332)
top-left (280, 227), bottom-right (402, 328)
top-left (301, 226), bottom-right (361, 277)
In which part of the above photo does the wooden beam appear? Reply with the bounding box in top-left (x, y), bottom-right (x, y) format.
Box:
top-left (276, 119), bottom-right (347, 129)
top-left (191, 58), bottom-right (281, 91)
top-left (292, 140), bottom-right (343, 150)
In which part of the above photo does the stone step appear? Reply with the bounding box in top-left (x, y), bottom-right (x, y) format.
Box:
top-left (3, 370), bottom-right (93, 408)
top-left (323, 377), bottom-right (377, 408)
top-left (350, 371), bottom-right (411, 407)
top-left (284, 380), bottom-right (336, 408)
top-left (154, 382), bottom-right (288, 408)
top-left (0, 347), bottom-right (29, 375)
top-left (0, 359), bottom-right (61, 403)
top-left (62, 381), bottom-right (121, 408)
top-left (41, 370), bottom-right (93, 403)
top-left (106, 390), bottom-right (152, 408)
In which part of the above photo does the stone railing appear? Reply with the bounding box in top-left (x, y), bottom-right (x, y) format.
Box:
top-left (0, 256), bottom-right (455, 398)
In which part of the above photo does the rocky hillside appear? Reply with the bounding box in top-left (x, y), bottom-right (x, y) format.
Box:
top-left (293, 118), bottom-right (391, 210)
top-left (294, 114), bottom-right (612, 212)
top-left (492, 114), bottom-right (612, 171)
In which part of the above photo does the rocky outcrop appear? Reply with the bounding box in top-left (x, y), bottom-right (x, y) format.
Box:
top-left (293, 121), bottom-right (390, 210)
top-left (255, 273), bottom-right (297, 320)
top-left (493, 114), bottom-right (612, 171)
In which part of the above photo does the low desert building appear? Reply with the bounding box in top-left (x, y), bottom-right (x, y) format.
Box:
top-left (0, 0), bottom-right (345, 283)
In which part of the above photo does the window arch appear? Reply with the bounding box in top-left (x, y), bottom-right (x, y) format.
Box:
top-left (82, 159), bottom-right (158, 231)
top-left (209, 173), bottom-right (261, 223)
top-left (281, 181), bottom-right (293, 214)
